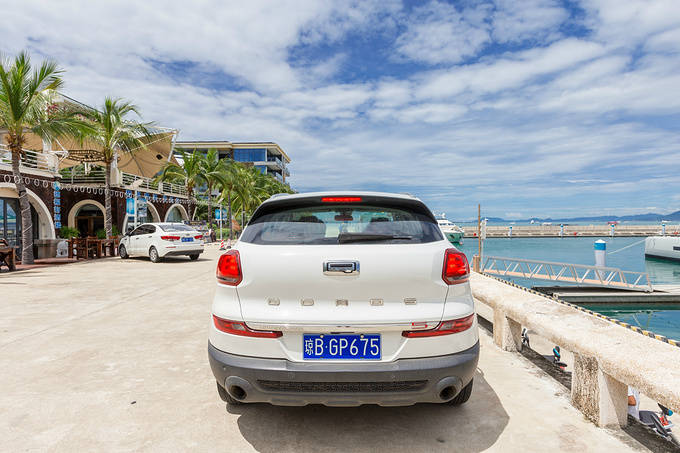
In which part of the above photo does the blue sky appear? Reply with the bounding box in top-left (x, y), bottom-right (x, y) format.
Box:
top-left (3, 0), bottom-right (680, 220)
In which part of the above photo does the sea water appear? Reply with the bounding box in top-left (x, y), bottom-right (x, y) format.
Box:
top-left (457, 237), bottom-right (680, 341)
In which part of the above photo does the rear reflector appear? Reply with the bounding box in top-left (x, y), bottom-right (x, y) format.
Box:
top-left (321, 196), bottom-right (362, 203)
top-left (160, 235), bottom-right (181, 241)
top-left (402, 314), bottom-right (475, 337)
top-left (213, 315), bottom-right (282, 338)
top-left (216, 250), bottom-right (242, 285)
top-left (442, 248), bottom-right (470, 285)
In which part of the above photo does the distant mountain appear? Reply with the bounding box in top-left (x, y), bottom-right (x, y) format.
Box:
top-left (455, 210), bottom-right (680, 223)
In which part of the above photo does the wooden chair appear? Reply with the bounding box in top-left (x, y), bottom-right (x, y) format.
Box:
top-left (0, 239), bottom-right (16, 272)
top-left (85, 237), bottom-right (100, 259)
top-left (69, 238), bottom-right (88, 260)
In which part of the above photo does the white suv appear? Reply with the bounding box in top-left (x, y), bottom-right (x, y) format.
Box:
top-left (208, 192), bottom-right (479, 406)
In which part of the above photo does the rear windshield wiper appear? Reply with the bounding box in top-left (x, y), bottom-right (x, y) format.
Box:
top-left (337, 233), bottom-right (413, 244)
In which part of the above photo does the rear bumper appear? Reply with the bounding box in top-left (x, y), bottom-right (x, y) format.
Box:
top-left (208, 341), bottom-right (479, 406)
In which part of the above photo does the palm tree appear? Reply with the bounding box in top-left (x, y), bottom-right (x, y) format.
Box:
top-left (0, 52), bottom-right (92, 264)
top-left (155, 147), bottom-right (203, 199)
top-left (216, 158), bottom-right (240, 240)
top-left (82, 97), bottom-right (155, 238)
top-left (199, 148), bottom-right (226, 227)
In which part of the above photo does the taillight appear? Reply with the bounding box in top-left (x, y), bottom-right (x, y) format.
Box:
top-left (194, 235), bottom-right (203, 240)
top-left (321, 196), bottom-right (362, 203)
top-left (160, 235), bottom-right (181, 241)
top-left (402, 314), bottom-right (475, 337)
top-left (442, 248), bottom-right (469, 284)
top-left (216, 250), bottom-right (242, 285)
top-left (212, 315), bottom-right (282, 338)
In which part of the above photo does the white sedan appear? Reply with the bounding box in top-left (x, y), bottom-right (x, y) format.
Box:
top-left (119, 222), bottom-right (204, 262)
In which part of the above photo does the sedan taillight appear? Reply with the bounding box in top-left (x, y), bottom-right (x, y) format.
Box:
top-left (194, 235), bottom-right (203, 240)
top-left (402, 314), bottom-right (475, 337)
top-left (160, 235), bottom-right (181, 241)
top-left (213, 315), bottom-right (282, 338)
top-left (216, 250), bottom-right (242, 285)
top-left (442, 248), bottom-right (469, 285)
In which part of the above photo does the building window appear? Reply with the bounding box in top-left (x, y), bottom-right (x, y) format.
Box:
top-left (233, 148), bottom-right (266, 162)
top-left (0, 197), bottom-right (39, 252)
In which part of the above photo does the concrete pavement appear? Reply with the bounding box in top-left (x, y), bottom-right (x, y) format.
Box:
top-left (1, 247), bottom-right (651, 452)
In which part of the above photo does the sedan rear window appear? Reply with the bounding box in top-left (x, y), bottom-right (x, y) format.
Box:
top-left (240, 204), bottom-right (443, 245)
top-left (157, 223), bottom-right (194, 232)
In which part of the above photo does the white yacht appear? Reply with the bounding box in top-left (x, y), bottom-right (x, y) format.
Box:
top-left (645, 235), bottom-right (680, 261)
top-left (434, 213), bottom-right (465, 244)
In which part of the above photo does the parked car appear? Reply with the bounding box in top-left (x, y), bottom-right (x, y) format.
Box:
top-left (208, 192), bottom-right (479, 407)
top-left (118, 222), bottom-right (204, 262)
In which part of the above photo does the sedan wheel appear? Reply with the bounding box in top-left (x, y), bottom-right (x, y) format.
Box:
top-left (149, 246), bottom-right (161, 263)
top-left (119, 245), bottom-right (129, 259)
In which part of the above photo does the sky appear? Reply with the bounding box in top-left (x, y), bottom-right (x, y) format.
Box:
top-left (3, 0), bottom-right (680, 220)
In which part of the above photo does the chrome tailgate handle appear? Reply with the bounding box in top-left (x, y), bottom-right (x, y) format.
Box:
top-left (323, 260), bottom-right (360, 275)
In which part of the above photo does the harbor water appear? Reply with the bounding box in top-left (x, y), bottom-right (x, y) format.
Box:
top-left (458, 237), bottom-right (680, 341)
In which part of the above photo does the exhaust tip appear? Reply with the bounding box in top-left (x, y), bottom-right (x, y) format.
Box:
top-left (439, 386), bottom-right (456, 401)
top-left (229, 385), bottom-right (247, 401)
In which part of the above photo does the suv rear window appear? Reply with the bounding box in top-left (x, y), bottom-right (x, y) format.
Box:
top-left (240, 203), bottom-right (443, 245)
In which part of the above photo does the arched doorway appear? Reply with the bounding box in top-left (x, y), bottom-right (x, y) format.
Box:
top-left (165, 203), bottom-right (188, 222)
top-left (67, 200), bottom-right (105, 238)
top-left (0, 183), bottom-right (56, 252)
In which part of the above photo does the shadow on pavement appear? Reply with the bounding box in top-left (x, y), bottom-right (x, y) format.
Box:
top-left (226, 369), bottom-right (508, 453)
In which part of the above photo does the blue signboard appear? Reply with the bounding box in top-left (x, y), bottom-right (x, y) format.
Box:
top-left (55, 222), bottom-right (61, 229)
top-left (215, 209), bottom-right (221, 220)
top-left (126, 198), bottom-right (135, 215)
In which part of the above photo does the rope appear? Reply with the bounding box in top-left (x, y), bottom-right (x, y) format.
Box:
top-left (607, 238), bottom-right (646, 255)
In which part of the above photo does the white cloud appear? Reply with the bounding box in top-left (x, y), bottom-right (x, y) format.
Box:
top-left (394, 1), bottom-right (491, 64)
top-left (492, 0), bottom-right (568, 43)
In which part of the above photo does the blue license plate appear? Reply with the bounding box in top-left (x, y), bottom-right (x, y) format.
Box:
top-left (303, 334), bottom-right (381, 360)
top-left (181, 237), bottom-right (193, 242)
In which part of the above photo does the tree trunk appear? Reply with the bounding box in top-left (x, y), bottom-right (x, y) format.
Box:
top-left (10, 143), bottom-right (34, 264)
top-left (104, 160), bottom-right (113, 238)
top-left (227, 190), bottom-right (233, 241)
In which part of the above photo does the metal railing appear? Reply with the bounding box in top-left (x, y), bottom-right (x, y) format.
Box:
top-left (121, 171), bottom-right (187, 196)
top-left (60, 166), bottom-right (107, 184)
top-left (482, 255), bottom-right (653, 292)
top-left (0, 145), bottom-right (58, 173)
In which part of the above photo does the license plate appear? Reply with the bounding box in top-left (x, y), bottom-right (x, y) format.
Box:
top-left (303, 334), bottom-right (381, 360)
top-left (181, 237), bottom-right (193, 242)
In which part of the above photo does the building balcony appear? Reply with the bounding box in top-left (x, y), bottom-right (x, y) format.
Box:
top-left (0, 145), bottom-right (60, 175)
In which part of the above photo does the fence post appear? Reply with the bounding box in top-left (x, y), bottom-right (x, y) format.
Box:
top-left (571, 353), bottom-right (628, 427)
top-left (493, 309), bottom-right (522, 352)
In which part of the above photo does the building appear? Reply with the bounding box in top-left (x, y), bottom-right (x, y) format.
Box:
top-left (175, 141), bottom-right (290, 183)
top-left (0, 96), bottom-right (193, 254)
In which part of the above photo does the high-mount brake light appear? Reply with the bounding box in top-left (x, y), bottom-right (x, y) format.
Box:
top-left (321, 196), bottom-right (362, 203)
top-left (160, 235), bottom-right (181, 241)
top-left (216, 250), bottom-right (242, 285)
top-left (442, 248), bottom-right (470, 285)
top-left (212, 315), bottom-right (282, 338)
top-left (402, 314), bottom-right (475, 337)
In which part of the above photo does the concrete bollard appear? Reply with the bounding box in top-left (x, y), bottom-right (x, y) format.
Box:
top-left (571, 353), bottom-right (628, 427)
top-left (594, 240), bottom-right (606, 267)
top-left (493, 309), bottom-right (522, 352)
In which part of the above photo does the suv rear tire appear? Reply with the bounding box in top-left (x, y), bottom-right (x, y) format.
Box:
top-left (216, 381), bottom-right (242, 405)
top-left (449, 379), bottom-right (473, 406)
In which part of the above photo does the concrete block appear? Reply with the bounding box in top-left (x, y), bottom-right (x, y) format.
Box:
top-left (493, 309), bottom-right (522, 351)
top-left (571, 353), bottom-right (628, 428)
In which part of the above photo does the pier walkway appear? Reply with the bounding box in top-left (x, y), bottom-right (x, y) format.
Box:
top-left (464, 224), bottom-right (675, 238)
top-left (0, 248), bottom-right (665, 452)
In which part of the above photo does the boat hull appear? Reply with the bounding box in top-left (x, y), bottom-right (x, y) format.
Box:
top-left (644, 236), bottom-right (680, 262)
